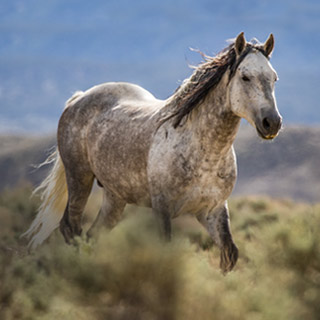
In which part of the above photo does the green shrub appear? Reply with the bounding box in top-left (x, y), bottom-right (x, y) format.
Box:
top-left (0, 188), bottom-right (320, 320)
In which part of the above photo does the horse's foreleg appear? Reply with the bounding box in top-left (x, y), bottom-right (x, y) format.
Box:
top-left (86, 189), bottom-right (126, 239)
top-left (60, 174), bottom-right (94, 244)
top-left (197, 202), bottom-right (238, 273)
top-left (151, 195), bottom-right (172, 241)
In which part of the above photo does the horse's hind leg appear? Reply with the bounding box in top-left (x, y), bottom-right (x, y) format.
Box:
top-left (86, 188), bottom-right (126, 239)
top-left (197, 202), bottom-right (238, 273)
top-left (60, 173), bottom-right (94, 244)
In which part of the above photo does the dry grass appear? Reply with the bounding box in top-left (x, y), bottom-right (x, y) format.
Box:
top-left (0, 186), bottom-right (320, 320)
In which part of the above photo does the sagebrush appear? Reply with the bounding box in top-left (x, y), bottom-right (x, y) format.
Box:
top-left (0, 186), bottom-right (319, 320)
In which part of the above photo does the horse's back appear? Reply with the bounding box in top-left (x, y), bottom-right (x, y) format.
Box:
top-left (83, 82), bottom-right (158, 109)
top-left (58, 81), bottom-right (161, 143)
top-left (96, 82), bottom-right (157, 101)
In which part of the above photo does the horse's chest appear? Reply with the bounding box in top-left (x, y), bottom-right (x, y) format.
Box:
top-left (180, 154), bottom-right (237, 210)
top-left (150, 143), bottom-right (237, 215)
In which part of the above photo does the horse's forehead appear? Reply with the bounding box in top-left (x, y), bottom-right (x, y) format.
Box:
top-left (240, 51), bottom-right (275, 76)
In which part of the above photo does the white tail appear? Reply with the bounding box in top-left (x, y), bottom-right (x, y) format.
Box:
top-left (22, 150), bottom-right (68, 249)
top-left (21, 91), bottom-right (85, 249)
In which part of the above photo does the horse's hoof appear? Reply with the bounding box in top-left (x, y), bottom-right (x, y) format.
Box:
top-left (220, 241), bottom-right (239, 273)
top-left (59, 218), bottom-right (82, 244)
top-left (59, 219), bottom-right (73, 244)
top-left (86, 229), bottom-right (95, 240)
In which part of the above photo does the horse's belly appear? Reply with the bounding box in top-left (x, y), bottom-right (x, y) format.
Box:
top-left (88, 136), bottom-right (153, 206)
top-left (94, 163), bottom-right (152, 206)
top-left (85, 106), bottom-right (160, 206)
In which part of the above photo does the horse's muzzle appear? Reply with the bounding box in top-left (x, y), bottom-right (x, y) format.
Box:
top-left (255, 112), bottom-right (282, 140)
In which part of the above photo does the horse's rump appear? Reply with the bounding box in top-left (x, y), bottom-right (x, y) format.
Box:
top-left (58, 82), bottom-right (163, 205)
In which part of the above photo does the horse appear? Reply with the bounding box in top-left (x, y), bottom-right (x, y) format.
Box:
top-left (22, 32), bottom-right (282, 273)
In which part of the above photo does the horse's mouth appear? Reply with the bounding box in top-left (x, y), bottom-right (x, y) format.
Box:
top-left (256, 127), bottom-right (278, 140)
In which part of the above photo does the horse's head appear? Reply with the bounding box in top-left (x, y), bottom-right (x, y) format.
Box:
top-left (229, 32), bottom-right (282, 140)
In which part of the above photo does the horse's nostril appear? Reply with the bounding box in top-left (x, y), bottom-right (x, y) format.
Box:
top-left (262, 117), bottom-right (271, 131)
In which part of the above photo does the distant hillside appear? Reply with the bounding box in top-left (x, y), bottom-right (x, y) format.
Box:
top-left (0, 126), bottom-right (319, 202)
top-left (233, 125), bottom-right (320, 202)
top-left (0, 135), bottom-right (56, 190)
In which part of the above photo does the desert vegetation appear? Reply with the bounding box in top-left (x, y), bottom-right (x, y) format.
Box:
top-left (0, 185), bottom-right (319, 320)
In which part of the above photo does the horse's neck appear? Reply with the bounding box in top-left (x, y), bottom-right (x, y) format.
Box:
top-left (188, 82), bottom-right (240, 155)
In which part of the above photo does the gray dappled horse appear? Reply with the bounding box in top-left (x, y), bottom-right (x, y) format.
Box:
top-left (23, 33), bottom-right (282, 273)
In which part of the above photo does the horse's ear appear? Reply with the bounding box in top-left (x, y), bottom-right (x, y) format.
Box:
top-left (263, 33), bottom-right (274, 57)
top-left (235, 32), bottom-right (246, 56)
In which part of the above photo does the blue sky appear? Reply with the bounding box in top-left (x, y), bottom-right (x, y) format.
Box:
top-left (0, 0), bottom-right (319, 132)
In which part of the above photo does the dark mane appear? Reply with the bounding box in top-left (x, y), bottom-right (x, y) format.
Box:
top-left (161, 41), bottom-right (268, 128)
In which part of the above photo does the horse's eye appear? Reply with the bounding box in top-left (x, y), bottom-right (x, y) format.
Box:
top-left (242, 75), bottom-right (250, 82)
